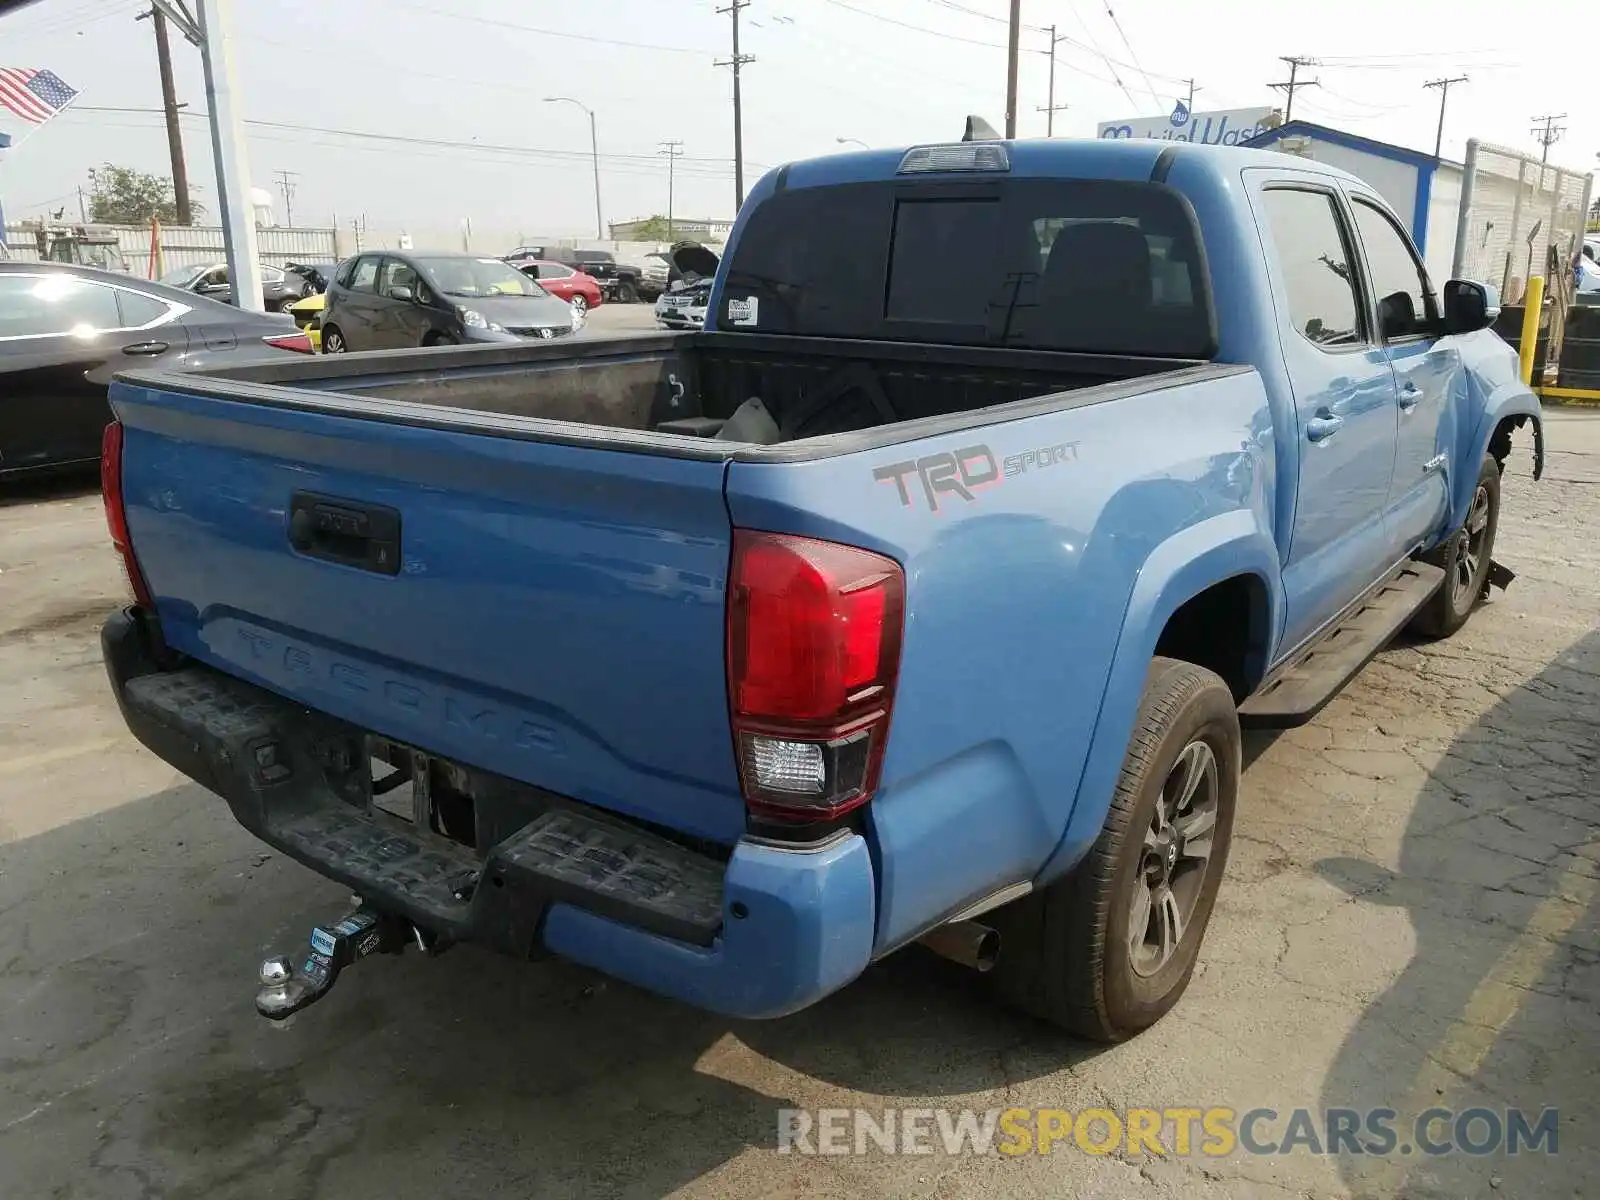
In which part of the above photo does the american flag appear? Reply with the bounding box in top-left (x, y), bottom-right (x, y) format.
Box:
top-left (0, 68), bottom-right (79, 125)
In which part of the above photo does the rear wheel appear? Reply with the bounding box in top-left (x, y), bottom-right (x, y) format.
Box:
top-left (322, 325), bottom-right (346, 354)
top-left (615, 280), bottom-right (639, 304)
top-left (989, 657), bottom-right (1238, 1041)
top-left (1409, 454), bottom-right (1501, 639)
top-left (569, 294), bottom-right (589, 319)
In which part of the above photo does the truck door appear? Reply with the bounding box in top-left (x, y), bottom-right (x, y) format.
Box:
top-left (1255, 184), bottom-right (1403, 653)
top-left (1344, 193), bottom-right (1454, 554)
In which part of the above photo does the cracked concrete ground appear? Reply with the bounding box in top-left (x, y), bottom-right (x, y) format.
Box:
top-left (0, 410), bottom-right (1595, 1199)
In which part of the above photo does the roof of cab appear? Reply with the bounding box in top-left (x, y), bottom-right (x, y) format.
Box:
top-left (774, 135), bottom-right (1369, 191)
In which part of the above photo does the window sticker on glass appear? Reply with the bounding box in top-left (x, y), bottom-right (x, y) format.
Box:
top-left (728, 296), bottom-right (759, 326)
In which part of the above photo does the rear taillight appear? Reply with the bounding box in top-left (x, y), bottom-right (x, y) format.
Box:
top-left (262, 331), bottom-right (315, 354)
top-left (727, 531), bottom-right (905, 822)
top-left (101, 421), bottom-right (152, 608)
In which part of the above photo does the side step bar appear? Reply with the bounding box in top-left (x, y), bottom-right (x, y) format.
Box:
top-left (1238, 562), bottom-right (1446, 728)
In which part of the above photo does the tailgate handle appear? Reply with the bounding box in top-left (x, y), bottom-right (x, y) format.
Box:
top-left (288, 493), bottom-right (402, 576)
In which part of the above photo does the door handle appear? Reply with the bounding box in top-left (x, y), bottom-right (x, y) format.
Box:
top-left (121, 341), bottom-right (169, 356)
top-left (1306, 414), bottom-right (1344, 442)
top-left (1398, 383), bottom-right (1422, 412)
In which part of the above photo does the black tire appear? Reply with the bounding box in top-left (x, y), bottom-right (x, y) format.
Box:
top-left (322, 325), bottom-right (346, 354)
top-left (568, 294), bottom-right (589, 319)
top-left (615, 280), bottom-right (639, 304)
top-left (989, 657), bottom-right (1239, 1042)
top-left (1409, 454), bottom-right (1501, 639)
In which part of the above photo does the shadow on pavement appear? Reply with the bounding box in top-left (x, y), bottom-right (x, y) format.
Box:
top-left (0, 776), bottom-right (1090, 1199)
top-left (0, 466), bottom-right (99, 508)
top-left (1316, 630), bottom-right (1600, 1198)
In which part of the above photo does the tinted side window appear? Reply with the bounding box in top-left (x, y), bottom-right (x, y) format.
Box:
top-left (1351, 199), bottom-right (1435, 340)
top-left (1261, 189), bottom-right (1364, 349)
top-left (334, 258), bottom-right (358, 287)
top-left (0, 276), bottom-right (121, 337)
top-left (348, 257), bottom-right (380, 293)
top-left (376, 258), bottom-right (417, 294)
top-left (115, 289), bottom-right (171, 327)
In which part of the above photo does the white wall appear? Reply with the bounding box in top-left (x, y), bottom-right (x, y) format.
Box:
top-left (1292, 137), bottom-right (1421, 240)
top-left (1424, 165), bottom-right (1462, 285)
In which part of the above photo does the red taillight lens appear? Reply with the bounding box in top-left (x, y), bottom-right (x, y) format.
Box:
top-left (101, 421), bottom-right (152, 608)
top-left (728, 531), bottom-right (905, 822)
top-left (263, 331), bottom-right (315, 354)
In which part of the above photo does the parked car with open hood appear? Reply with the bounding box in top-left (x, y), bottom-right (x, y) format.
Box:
top-left (653, 241), bottom-right (720, 330)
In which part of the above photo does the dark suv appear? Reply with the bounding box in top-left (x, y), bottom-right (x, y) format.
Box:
top-left (504, 245), bottom-right (641, 303)
top-left (320, 251), bottom-right (580, 353)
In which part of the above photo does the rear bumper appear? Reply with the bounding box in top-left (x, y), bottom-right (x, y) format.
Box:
top-left (102, 608), bottom-right (877, 1019)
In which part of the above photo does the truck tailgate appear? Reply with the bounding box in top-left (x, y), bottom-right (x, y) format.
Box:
top-left (113, 385), bottom-right (746, 844)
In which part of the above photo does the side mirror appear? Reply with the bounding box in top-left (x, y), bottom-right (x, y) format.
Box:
top-left (388, 285), bottom-right (415, 303)
top-left (1443, 279), bottom-right (1499, 334)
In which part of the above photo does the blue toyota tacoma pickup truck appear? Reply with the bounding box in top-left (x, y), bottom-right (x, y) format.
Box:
top-left (101, 136), bottom-right (1542, 1041)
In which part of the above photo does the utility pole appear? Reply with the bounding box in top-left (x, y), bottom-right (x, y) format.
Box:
top-left (1268, 56), bottom-right (1318, 123)
top-left (1530, 113), bottom-right (1567, 163)
top-left (138, 6), bottom-right (192, 224)
top-left (77, 185), bottom-right (87, 222)
top-left (273, 169), bottom-right (298, 227)
top-left (1422, 76), bottom-right (1468, 159)
top-left (1036, 25), bottom-right (1069, 136)
top-left (1004, 0), bottom-right (1021, 137)
top-left (196, 0), bottom-right (264, 311)
top-left (1183, 78), bottom-right (1197, 111)
top-left (659, 140), bottom-right (684, 239)
top-left (543, 98), bottom-right (602, 239)
top-left (715, 0), bottom-right (755, 212)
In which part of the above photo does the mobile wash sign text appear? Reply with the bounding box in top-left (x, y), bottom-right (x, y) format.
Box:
top-left (1098, 101), bottom-right (1276, 146)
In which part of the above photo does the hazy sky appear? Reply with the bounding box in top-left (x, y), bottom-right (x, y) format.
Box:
top-left (0, 0), bottom-right (1593, 238)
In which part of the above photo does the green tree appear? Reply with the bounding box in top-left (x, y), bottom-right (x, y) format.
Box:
top-left (624, 215), bottom-right (678, 242)
top-left (87, 164), bottom-right (201, 225)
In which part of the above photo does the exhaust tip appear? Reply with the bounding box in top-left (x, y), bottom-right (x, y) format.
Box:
top-left (918, 920), bottom-right (1000, 973)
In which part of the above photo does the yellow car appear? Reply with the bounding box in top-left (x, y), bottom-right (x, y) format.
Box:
top-left (285, 292), bottom-right (326, 352)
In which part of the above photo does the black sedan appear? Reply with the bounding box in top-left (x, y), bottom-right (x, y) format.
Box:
top-left (159, 261), bottom-right (307, 311)
top-left (0, 263), bottom-right (314, 478)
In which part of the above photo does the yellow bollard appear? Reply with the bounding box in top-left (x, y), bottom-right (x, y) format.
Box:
top-left (1518, 275), bottom-right (1545, 387)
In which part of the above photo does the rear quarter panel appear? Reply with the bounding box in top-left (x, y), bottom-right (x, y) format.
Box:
top-left (725, 369), bottom-right (1279, 952)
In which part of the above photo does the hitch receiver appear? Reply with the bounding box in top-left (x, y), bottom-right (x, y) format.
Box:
top-left (256, 905), bottom-right (410, 1020)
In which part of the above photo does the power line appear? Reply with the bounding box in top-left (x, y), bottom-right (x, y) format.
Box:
top-left (817, 0), bottom-right (1009, 49)
top-left (1101, 3), bottom-right (1161, 108)
top-left (1268, 55), bottom-right (1319, 122)
top-left (1422, 75), bottom-right (1468, 158)
top-left (387, 0), bottom-right (707, 55)
top-left (1058, 4), bottom-right (1140, 108)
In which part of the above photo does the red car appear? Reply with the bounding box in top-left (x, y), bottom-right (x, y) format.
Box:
top-left (520, 260), bottom-right (603, 317)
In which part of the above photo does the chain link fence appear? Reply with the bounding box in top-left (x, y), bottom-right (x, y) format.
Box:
top-left (1452, 140), bottom-right (1592, 304)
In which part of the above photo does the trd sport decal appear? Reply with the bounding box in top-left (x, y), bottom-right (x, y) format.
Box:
top-left (873, 440), bottom-right (1079, 512)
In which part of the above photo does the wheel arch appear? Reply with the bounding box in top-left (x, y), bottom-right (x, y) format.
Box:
top-left (1034, 509), bottom-right (1280, 888)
